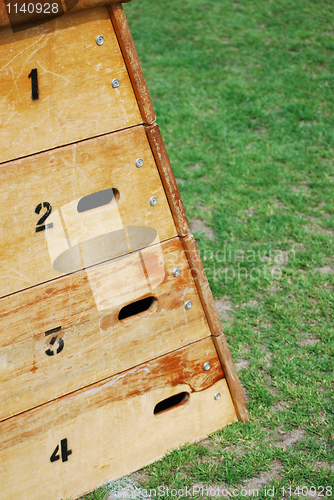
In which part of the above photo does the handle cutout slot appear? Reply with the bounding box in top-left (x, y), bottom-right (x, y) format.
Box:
top-left (154, 392), bottom-right (190, 415)
top-left (118, 296), bottom-right (157, 321)
top-left (77, 188), bottom-right (120, 213)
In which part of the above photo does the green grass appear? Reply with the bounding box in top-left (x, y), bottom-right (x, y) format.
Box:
top-left (81, 0), bottom-right (334, 498)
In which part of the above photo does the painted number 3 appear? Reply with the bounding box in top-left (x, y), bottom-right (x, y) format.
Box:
top-left (45, 327), bottom-right (64, 356)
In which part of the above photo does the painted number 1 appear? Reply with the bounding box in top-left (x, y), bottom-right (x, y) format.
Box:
top-left (28, 68), bottom-right (39, 100)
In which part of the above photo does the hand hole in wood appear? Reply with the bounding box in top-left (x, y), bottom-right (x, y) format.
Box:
top-left (77, 188), bottom-right (120, 213)
top-left (118, 296), bottom-right (157, 321)
top-left (154, 392), bottom-right (190, 415)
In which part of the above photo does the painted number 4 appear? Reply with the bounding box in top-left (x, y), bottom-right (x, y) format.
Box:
top-left (50, 438), bottom-right (72, 463)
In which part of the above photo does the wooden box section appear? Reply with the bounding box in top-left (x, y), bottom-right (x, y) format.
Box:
top-left (0, 7), bottom-right (142, 164)
top-left (0, 338), bottom-right (237, 500)
top-left (0, 237), bottom-right (212, 420)
top-left (0, 125), bottom-right (177, 298)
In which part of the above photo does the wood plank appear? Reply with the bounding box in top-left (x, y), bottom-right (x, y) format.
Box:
top-left (0, 7), bottom-right (142, 163)
top-left (213, 333), bottom-right (249, 423)
top-left (182, 232), bottom-right (222, 336)
top-left (109, 2), bottom-right (155, 124)
top-left (0, 339), bottom-right (237, 500)
top-left (0, 125), bottom-right (177, 297)
top-left (146, 123), bottom-right (190, 237)
top-left (0, 237), bottom-right (212, 420)
top-left (0, 0), bottom-right (132, 32)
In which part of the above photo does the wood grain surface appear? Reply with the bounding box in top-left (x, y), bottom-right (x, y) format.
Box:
top-left (146, 123), bottom-right (190, 237)
top-left (0, 7), bottom-right (142, 163)
top-left (109, 2), bottom-right (155, 124)
top-left (0, 338), bottom-right (237, 500)
top-left (0, 125), bottom-right (176, 297)
top-left (213, 333), bottom-right (249, 423)
top-left (182, 233), bottom-right (223, 336)
top-left (0, 237), bottom-right (213, 420)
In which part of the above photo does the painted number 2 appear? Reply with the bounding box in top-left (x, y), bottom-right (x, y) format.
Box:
top-left (28, 68), bottom-right (39, 100)
top-left (50, 438), bottom-right (72, 463)
top-left (35, 202), bottom-right (53, 232)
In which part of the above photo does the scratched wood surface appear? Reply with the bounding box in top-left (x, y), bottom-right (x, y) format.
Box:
top-left (0, 237), bottom-right (213, 420)
top-left (0, 125), bottom-right (176, 298)
top-left (0, 7), bottom-right (142, 163)
top-left (0, 338), bottom-right (237, 500)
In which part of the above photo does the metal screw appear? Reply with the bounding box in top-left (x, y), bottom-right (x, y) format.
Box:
top-left (136, 158), bottom-right (144, 168)
top-left (214, 392), bottom-right (221, 401)
top-left (203, 362), bottom-right (211, 371)
top-left (112, 79), bottom-right (120, 88)
top-left (184, 300), bottom-right (192, 310)
top-left (149, 196), bottom-right (157, 206)
top-left (172, 267), bottom-right (180, 277)
top-left (96, 35), bottom-right (104, 46)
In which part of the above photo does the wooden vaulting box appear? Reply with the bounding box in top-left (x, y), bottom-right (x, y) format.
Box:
top-left (0, 1), bottom-right (249, 499)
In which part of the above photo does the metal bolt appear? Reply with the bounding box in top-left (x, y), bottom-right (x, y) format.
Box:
top-left (172, 267), bottom-right (180, 277)
top-left (136, 158), bottom-right (144, 168)
top-left (96, 35), bottom-right (104, 46)
top-left (214, 392), bottom-right (221, 401)
top-left (203, 362), bottom-right (211, 371)
top-left (149, 196), bottom-right (157, 206)
top-left (111, 78), bottom-right (120, 88)
top-left (184, 300), bottom-right (192, 310)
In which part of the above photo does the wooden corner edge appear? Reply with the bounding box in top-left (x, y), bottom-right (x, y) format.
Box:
top-left (213, 333), bottom-right (250, 423)
top-left (181, 233), bottom-right (222, 336)
top-left (145, 123), bottom-right (190, 237)
top-left (109, 2), bottom-right (156, 124)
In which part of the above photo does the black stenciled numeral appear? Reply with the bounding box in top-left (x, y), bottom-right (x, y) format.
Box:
top-left (35, 202), bottom-right (53, 232)
top-left (28, 68), bottom-right (39, 100)
top-left (45, 326), bottom-right (64, 356)
top-left (50, 438), bottom-right (72, 463)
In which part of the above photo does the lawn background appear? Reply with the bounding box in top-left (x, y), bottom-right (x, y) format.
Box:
top-left (82, 0), bottom-right (334, 497)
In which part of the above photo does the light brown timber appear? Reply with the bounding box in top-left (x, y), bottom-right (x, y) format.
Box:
top-left (109, 2), bottom-right (155, 124)
top-left (0, 237), bottom-right (213, 420)
top-left (0, 7), bottom-right (142, 163)
top-left (146, 123), bottom-right (190, 237)
top-left (181, 232), bottom-right (222, 336)
top-left (213, 333), bottom-right (249, 423)
top-left (0, 125), bottom-right (177, 297)
top-left (0, 338), bottom-right (237, 500)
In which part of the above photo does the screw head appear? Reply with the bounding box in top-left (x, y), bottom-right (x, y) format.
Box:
top-left (184, 300), bottom-right (192, 310)
top-left (172, 267), bottom-right (180, 277)
top-left (136, 158), bottom-right (144, 168)
top-left (96, 35), bottom-right (104, 46)
top-left (111, 78), bottom-right (120, 88)
top-left (214, 392), bottom-right (221, 401)
top-left (149, 196), bottom-right (157, 207)
top-left (203, 362), bottom-right (211, 371)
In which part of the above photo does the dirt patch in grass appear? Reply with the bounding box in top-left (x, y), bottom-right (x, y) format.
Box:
top-left (190, 218), bottom-right (215, 241)
top-left (314, 265), bottom-right (334, 274)
top-left (238, 460), bottom-right (284, 494)
top-left (242, 300), bottom-right (259, 307)
top-left (175, 177), bottom-right (186, 186)
top-left (300, 337), bottom-right (319, 347)
top-left (215, 297), bottom-right (234, 319)
top-left (235, 359), bottom-right (250, 372)
top-left (274, 429), bottom-right (306, 449)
